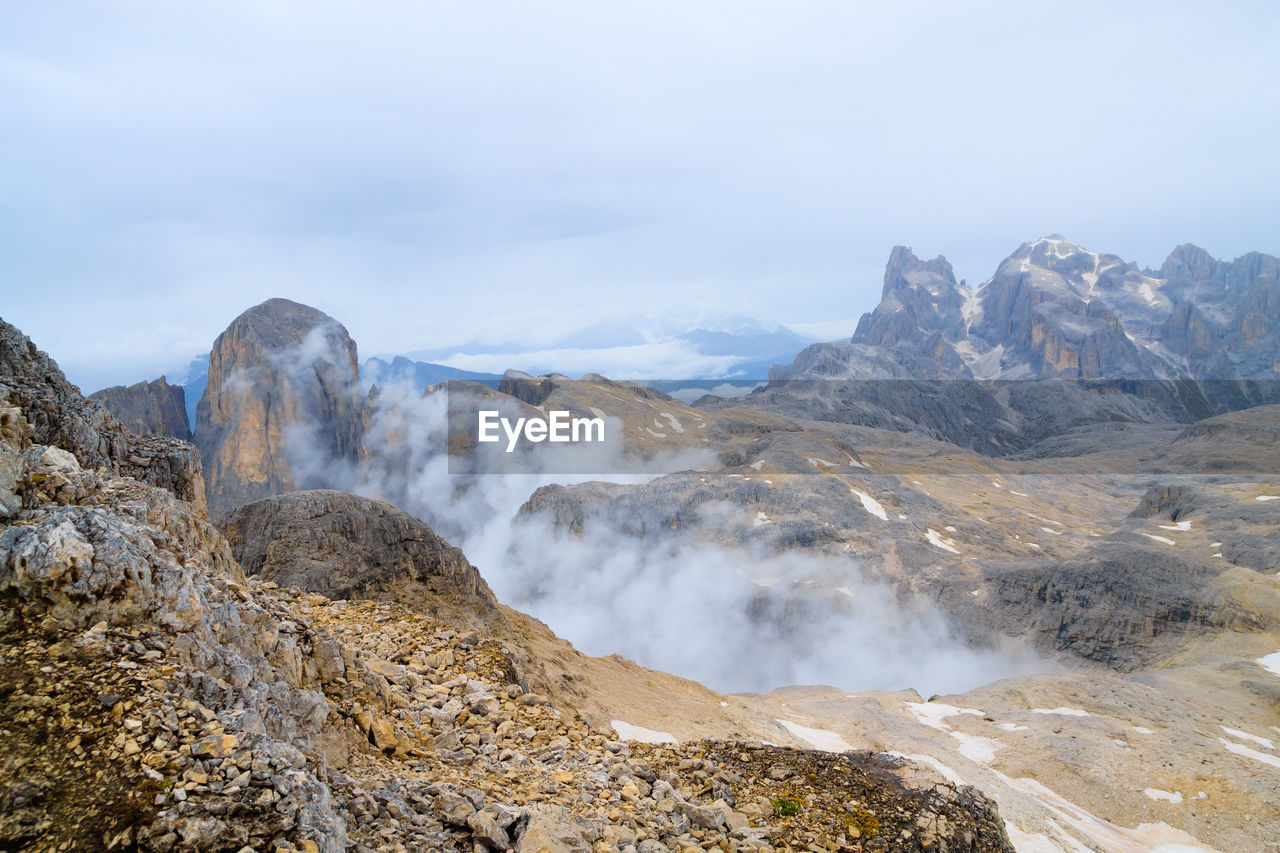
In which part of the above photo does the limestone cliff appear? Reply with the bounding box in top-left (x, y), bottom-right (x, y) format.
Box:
top-left (90, 376), bottom-right (191, 440)
top-left (195, 299), bottom-right (364, 519)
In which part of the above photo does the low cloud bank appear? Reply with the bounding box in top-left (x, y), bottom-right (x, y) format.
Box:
top-left (285, 371), bottom-right (1043, 696)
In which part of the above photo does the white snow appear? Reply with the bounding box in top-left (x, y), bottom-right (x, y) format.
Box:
top-left (998, 722), bottom-right (1029, 732)
top-left (1143, 789), bottom-right (1183, 804)
top-left (749, 459), bottom-right (765, 470)
top-left (611, 720), bottom-right (678, 744)
top-left (926, 528), bottom-right (961, 554)
top-left (1032, 707), bottom-right (1090, 717)
top-left (1257, 651), bottom-right (1280, 677)
top-left (993, 771), bottom-right (1218, 853)
top-left (1219, 726), bottom-right (1274, 750)
top-left (806, 456), bottom-right (836, 468)
top-left (1133, 726), bottom-right (1155, 735)
top-left (1142, 534), bottom-right (1176, 546)
top-left (658, 412), bottom-right (684, 433)
top-left (1256, 495), bottom-right (1280, 502)
top-left (1041, 526), bottom-right (1063, 536)
top-left (776, 719), bottom-right (852, 753)
top-left (905, 702), bottom-right (1000, 763)
top-left (850, 488), bottom-right (888, 521)
top-left (906, 702), bottom-right (983, 731)
top-left (754, 511), bottom-right (770, 527)
top-left (952, 731), bottom-right (1002, 765)
top-left (1218, 737), bottom-right (1280, 769)
top-left (644, 428), bottom-right (667, 438)
top-left (885, 751), bottom-right (966, 785)
top-left (1010, 489), bottom-right (1029, 497)
top-left (1158, 520), bottom-right (1192, 531)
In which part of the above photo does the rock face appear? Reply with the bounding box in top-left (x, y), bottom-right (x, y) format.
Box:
top-left (0, 316), bottom-right (206, 512)
top-left (777, 236), bottom-right (1280, 381)
top-left (219, 489), bottom-right (499, 621)
top-left (90, 376), bottom-right (192, 440)
top-left (195, 299), bottom-right (364, 519)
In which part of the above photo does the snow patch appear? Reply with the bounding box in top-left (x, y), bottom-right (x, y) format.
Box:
top-left (1256, 495), bottom-right (1280, 502)
top-left (850, 489), bottom-right (888, 521)
top-left (776, 719), bottom-right (851, 753)
top-left (885, 751), bottom-right (966, 785)
top-left (611, 720), bottom-right (677, 744)
top-left (1218, 737), bottom-right (1280, 769)
top-left (1219, 726), bottom-right (1274, 750)
top-left (926, 528), bottom-right (961, 554)
top-left (1142, 534), bottom-right (1176, 546)
top-left (1158, 521), bottom-right (1191, 531)
top-left (658, 412), bottom-right (684, 433)
top-left (1032, 708), bottom-right (1090, 717)
top-left (1257, 651), bottom-right (1280, 677)
top-left (1143, 789), bottom-right (1183, 804)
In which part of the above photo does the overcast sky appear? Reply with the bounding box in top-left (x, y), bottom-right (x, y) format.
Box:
top-left (2, 1), bottom-right (1278, 390)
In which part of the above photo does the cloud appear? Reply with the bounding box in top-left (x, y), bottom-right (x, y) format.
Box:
top-left (270, 329), bottom-right (1043, 695)
top-left (3, 1), bottom-right (1278, 390)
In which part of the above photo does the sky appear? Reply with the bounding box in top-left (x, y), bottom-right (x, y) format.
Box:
top-left (2, 1), bottom-right (1278, 391)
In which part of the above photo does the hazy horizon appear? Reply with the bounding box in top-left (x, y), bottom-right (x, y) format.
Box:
top-left (3, 2), bottom-right (1278, 390)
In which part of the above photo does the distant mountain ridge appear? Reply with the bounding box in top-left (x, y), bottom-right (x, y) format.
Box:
top-left (778, 237), bottom-right (1279, 381)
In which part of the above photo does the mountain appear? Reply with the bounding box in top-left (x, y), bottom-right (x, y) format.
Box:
top-left (89, 375), bottom-right (192, 441)
top-left (778, 236), bottom-right (1280, 381)
top-left (362, 356), bottom-right (500, 392)
top-left (195, 298), bottom-right (365, 519)
top-left (0, 315), bottom-right (1019, 853)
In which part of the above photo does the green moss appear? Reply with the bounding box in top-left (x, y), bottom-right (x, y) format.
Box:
top-left (771, 797), bottom-right (800, 817)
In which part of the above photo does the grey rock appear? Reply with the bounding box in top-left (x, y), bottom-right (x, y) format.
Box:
top-left (219, 489), bottom-right (498, 620)
top-left (89, 376), bottom-right (191, 441)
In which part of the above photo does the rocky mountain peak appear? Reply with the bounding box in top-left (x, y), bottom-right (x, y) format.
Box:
top-left (1160, 243), bottom-right (1220, 285)
top-left (90, 375), bottom-right (191, 441)
top-left (195, 299), bottom-right (364, 520)
top-left (881, 246), bottom-right (957, 298)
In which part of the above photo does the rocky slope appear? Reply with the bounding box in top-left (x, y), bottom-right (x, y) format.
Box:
top-left (90, 376), bottom-right (192, 441)
top-left (195, 299), bottom-right (365, 520)
top-left (0, 322), bottom-right (1019, 851)
top-left (1, 316), bottom-right (206, 513)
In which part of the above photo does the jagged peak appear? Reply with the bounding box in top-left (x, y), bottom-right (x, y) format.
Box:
top-left (882, 245), bottom-right (956, 298)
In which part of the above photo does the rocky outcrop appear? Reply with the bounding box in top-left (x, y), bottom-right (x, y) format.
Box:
top-left (0, 316), bottom-right (206, 513)
top-left (195, 299), bottom-right (364, 520)
top-left (974, 544), bottom-right (1273, 670)
top-left (219, 489), bottom-right (499, 622)
top-left (90, 376), bottom-right (192, 440)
